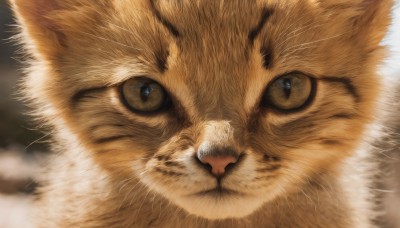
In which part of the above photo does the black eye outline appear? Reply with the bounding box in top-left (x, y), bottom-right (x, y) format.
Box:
top-left (119, 76), bottom-right (172, 115)
top-left (260, 71), bottom-right (317, 113)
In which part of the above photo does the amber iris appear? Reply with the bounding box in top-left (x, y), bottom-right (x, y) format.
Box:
top-left (121, 77), bottom-right (169, 113)
top-left (263, 73), bottom-right (313, 111)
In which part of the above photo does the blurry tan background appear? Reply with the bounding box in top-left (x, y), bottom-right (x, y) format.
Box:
top-left (0, 0), bottom-right (399, 227)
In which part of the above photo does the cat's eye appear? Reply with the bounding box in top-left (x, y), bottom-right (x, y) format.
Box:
top-left (262, 72), bottom-right (314, 111)
top-left (121, 77), bottom-right (170, 113)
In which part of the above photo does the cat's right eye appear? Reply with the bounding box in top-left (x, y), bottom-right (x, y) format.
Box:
top-left (261, 72), bottom-right (314, 111)
top-left (120, 77), bottom-right (171, 114)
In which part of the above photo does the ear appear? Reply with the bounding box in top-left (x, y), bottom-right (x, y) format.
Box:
top-left (320, 0), bottom-right (393, 49)
top-left (352, 0), bottom-right (394, 48)
top-left (9, 0), bottom-right (109, 61)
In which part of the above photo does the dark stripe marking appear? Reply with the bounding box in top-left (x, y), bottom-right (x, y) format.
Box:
top-left (71, 87), bottom-right (106, 106)
top-left (320, 139), bottom-right (343, 145)
top-left (260, 46), bottom-right (273, 69)
top-left (94, 135), bottom-right (133, 144)
top-left (248, 8), bottom-right (273, 45)
top-left (149, 0), bottom-right (180, 37)
top-left (156, 154), bottom-right (171, 161)
top-left (256, 165), bottom-right (281, 172)
top-left (89, 124), bottom-right (126, 132)
top-left (321, 77), bottom-right (360, 102)
top-left (155, 49), bottom-right (170, 73)
top-left (254, 176), bottom-right (274, 181)
top-left (155, 168), bottom-right (183, 177)
top-left (262, 154), bottom-right (281, 162)
top-left (329, 113), bottom-right (355, 119)
top-left (164, 161), bottom-right (179, 166)
top-left (164, 161), bottom-right (185, 169)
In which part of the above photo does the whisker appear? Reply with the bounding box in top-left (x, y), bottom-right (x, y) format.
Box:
top-left (24, 132), bottom-right (52, 151)
top-left (119, 179), bottom-right (145, 211)
top-left (275, 11), bottom-right (308, 39)
top-left (133, 184), bottom-right (152, 214)
top-left (78, 31), bottom-right (141, 51)
top-left (275, 21), bottom-right (325, 51)
top-left (283, 31), bottom-right (349, 54)
top-left (108, 22), bottom-right (138, 37)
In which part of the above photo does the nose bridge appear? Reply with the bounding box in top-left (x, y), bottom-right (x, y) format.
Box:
top-left (202, 120), bottom-right (235, 148)
top-left (197, 120), bottom-right (244, 159)
top-left (184, 52), bottom-right (248, 121)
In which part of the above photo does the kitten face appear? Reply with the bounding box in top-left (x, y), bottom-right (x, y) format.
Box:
top-left (12, 0), bottom-right (392, 219)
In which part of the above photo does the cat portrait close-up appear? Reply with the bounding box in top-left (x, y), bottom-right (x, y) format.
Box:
top-left (0, 0), bottom-right (400, 227)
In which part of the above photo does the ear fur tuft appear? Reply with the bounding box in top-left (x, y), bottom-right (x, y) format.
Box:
top-left (10, 0), bottom-right (67, 59)
top-left (9, 0), bottom-right (110, 61)
top-left (354, 0), bottom-right (394, 49)
top-left (319, 0), bottom-right (393, 49)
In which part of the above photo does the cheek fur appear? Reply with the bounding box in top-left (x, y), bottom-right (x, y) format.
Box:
top-left (10, 0), bottom-right (393, 224)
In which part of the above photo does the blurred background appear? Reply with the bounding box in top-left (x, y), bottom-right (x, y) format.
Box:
top-left (0, 1), bottom-right (45, 227)
top-left (0, 0), bottom-right (399, 227)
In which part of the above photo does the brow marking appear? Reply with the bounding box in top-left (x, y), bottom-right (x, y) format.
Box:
top-left (248, 8), bottom-right (274, 45)
top-left (155, 49), bottom-right (170, 73)
top-left (260, 46), bottom-right (273, 69)
top-left (149, 0), bottom-right (180, 38)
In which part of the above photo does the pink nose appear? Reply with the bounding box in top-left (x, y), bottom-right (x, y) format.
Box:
top-left (200, 155), bottom-right (238, 176)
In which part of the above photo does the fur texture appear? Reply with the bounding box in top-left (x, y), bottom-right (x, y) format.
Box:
top-left (10, 0), bottom-right (393, 227)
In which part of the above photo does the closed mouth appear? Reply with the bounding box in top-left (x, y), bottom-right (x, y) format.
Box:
top-left (192, 186), bottom-right (244, 197)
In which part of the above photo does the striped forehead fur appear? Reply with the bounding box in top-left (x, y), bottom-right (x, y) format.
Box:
top-left (9, 0), bottom-right (393, 226)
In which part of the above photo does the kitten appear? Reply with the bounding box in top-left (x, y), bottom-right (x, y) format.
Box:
top-left (10, 0), bottom-right (393, 227)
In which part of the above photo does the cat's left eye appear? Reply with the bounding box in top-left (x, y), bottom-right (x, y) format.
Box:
top-left (261, 72), bottom-right (314, 111)
top-left (120, 77), bottom-right (171, 114)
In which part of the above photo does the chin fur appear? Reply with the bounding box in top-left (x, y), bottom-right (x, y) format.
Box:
top-left (173, 195), bottom-right (266, 219)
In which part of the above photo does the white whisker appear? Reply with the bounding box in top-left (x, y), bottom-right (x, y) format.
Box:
top-left (78, 31), bottom-right (142, 51)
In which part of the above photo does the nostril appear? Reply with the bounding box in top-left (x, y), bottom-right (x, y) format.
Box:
top-left (225, 162), bottom-right (236, 172)
top-left (194, 155), bottom-right (213, 173)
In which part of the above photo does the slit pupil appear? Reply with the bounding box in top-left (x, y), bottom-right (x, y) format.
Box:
top-left (140, 85), bottom-right (152, 102)
top-left (282, 78), bottom-right (292, 99)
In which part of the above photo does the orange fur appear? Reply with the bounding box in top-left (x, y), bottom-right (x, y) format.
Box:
top-left (10, 0), bottom-right (393, 227)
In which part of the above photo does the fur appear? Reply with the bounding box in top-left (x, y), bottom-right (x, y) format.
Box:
top-left (10, 0), bottom-right (393, 227)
